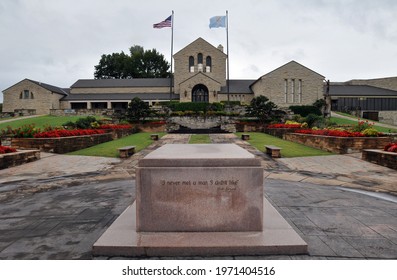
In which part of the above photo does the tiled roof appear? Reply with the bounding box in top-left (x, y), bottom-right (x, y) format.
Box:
top-left (70, 78), bottom-right (171, 88)
top-left (27, 79), bottom-right (68, 95)
top-left (62, 92), bottom-right (179, 101)
top-left (329, 85), bottom-right (397, 97)
top-left (219, 80), bottom-right (255, 94)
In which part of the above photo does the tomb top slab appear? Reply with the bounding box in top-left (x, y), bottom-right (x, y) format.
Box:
top-left (138, 144), bottom-right (260, 167)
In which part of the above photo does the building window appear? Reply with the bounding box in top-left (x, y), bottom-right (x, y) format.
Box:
top-left (24, 90), bottom-right (30, 99)
top-left (189, 56), bottom-right (194, 72)
top-left (198, 53), bottom-right (203, 64)
top-left (291, 79), bottom-right (295, 103)
top-left (298, 79), bottom-right (302, 103)
top-left (206, 56), bottom-right (212, 72)
top-left (284, 79), bottom-right (288, 103)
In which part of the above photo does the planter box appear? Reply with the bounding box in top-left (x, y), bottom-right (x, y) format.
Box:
top-left (11, 133), bottom-right (113, 154)
top-left (0, 149), bottom-right (40, 169)
top-left (362, 149), bottom-right (397, 170)
top-left (284, 133), bottom-right (391, 154)
top-left (263, 128), bottom-right (300, 139)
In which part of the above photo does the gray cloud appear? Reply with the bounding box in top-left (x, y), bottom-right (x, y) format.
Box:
top-left (1, 0), bottom-right (397, 102)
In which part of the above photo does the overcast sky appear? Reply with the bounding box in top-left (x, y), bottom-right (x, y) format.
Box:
top-left (1, 0), bottom-right (397, 103)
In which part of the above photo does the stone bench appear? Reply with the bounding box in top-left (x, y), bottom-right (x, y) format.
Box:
top-left (265, 145), bottom-right (282, 158)
top-left (150, 134), bottom-right (159, 141)
top-left (118, 146), bottom-right (136, 158)
top-left (241, 134), bottom-right (250, 140)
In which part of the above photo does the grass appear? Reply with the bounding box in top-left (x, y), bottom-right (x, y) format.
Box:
top-left (0, 115), bottom-right (104, 130)
top-left (67, 132), bottom-right (166, 158)
top-left (236, 132), bottom-right (333, 158)
top-left (189, 134), bottom-right (211, 144)
top-left (329, 117), bottom-right (397, 133)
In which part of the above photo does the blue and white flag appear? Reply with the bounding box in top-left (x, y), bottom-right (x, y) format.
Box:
top-left (209, 16), bottom-right (226, 28)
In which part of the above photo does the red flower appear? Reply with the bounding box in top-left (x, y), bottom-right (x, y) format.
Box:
top-left (295, 129), bottom-right (365, 137)
top-left (0, 146), bottom-right (17, 154)
top-left (34, 129), bottom-right (106, 138)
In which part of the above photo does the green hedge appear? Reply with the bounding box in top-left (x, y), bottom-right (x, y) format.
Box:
top-left (289, 105), bottom-right (321, 117)
top-left (167, 102), bottom-right (224, 112)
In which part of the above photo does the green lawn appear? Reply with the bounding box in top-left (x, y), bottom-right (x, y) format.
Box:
top-left (329, 117), bottom-right (397, 133)
top-left (236, 132), bottom-right (333, 158)
top-left (0, 115), bottom-right (104, 130)
top-left (189, 134), bottom-right (211, 144)
top-left (67, 132), bottom-right (166, 158)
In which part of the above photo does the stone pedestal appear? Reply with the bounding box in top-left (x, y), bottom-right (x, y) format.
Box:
top-left (93, 144), bottom-right (308, 257)
top-left (136, 144), bottom-right (263, 232)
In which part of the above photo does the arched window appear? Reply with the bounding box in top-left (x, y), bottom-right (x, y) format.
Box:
top-left (197, 53), bottom-right (203, 64)
top-left (192, 84), bottom-right (209, 103)
top-left (206, 56), bottom-right (212, 72)
top-left (189, 56), bottom-right (194, 72)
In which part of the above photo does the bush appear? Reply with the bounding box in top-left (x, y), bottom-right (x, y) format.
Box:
top-left (304, 114), bottom-right (325, 128)
top-left (362, 128), bottom-right (380, 137)
top-left (289, 105), bottom-right (321, 117)
top-left (166, 102), bottom-right (224, 112)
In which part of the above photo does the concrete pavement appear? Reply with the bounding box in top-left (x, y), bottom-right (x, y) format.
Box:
top-left (0, 133), bottom-right (396, 259)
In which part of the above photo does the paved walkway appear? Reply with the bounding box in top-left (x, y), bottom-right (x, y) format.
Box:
top-left (0, 134), bottom-right (396, 259)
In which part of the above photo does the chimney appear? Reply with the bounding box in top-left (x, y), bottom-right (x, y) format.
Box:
top-left (217, 44), bottom-right (224, 53)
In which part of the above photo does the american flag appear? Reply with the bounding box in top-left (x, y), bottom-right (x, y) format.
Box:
top-left (153, 15), bottom-right (172, 28)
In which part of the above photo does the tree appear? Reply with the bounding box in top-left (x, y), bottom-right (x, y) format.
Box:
top-left (94, 45), bottom-right (170, 79)
top-left (246, 95), bottom-right (281, 124)
top-left (125, 97), bottom-right (151, 123)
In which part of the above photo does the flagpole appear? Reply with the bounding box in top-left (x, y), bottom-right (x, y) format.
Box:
top-left (226, 10), bottom-right (230, 103)
top-left (169, 10), bottom-right (174, 101)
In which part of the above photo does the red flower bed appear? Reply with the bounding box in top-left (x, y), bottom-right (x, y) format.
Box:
top-left (267, 123), bottom-right (301, 129)
top-left (295, 129), bottom-right (365, 137)
top-left (33, 129), bottom-right (106, 138)
top-left (0, 146), bottom-right (17, 154)
top-left (384, 143), bottom-right (397, 153)
top-left (98, 124), bottom-right (132, 130)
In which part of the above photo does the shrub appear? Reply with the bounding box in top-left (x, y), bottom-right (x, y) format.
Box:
top-left (362, 128), bottom-right (380, 137)
top-left (352, 120), bottom-right (374, 132)
top-left (166, 102), bottom-right (224, 112)
top-left (289, 105), bottom-right (321, 117)
top-left (304, 114), bottom-right (325, 128)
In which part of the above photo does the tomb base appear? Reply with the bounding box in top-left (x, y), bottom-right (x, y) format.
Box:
top-left (93, 198), bottom-right (308, 257)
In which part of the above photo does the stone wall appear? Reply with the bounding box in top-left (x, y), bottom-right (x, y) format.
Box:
top-left (362, 149), bottom-right (397, 170)
top-left (284, 133), bottom-right (391, 154)
top-left (378, 111), bottom-right (397, 126)
top-left (251, 61), bottom-right (324, 108)
top-left (11, 133), bottom-right (113, 154)
top-left (2, 79), bottom-right (63, 115)
top-left (263, 128), bottom-right (301, 139)
top-left (135, 123), bottom-right (167, 133)
top-left (0, 149), bottom-right (40, 169)
top-left (174, 38), bottom-right (227, 96)
top-left (50, 109), bottom-right (114, 117)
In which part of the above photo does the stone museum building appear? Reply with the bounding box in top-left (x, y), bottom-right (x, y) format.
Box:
top-left (2, 37), bottom-right (397, 124)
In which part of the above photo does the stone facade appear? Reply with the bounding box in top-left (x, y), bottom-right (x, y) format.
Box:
top-left (174, 37), bottom-right (227, 98)
top-left (2, 79), bottom-right (64, 115)
top-left (379, 111), bottom-right (397, 126)
top-left (251, 61), bottom-right (325, 108)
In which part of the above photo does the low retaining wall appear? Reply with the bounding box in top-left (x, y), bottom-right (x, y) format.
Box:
top-left (284, 133), bottom-right (391, 154)
top-left (104, 129), bottom-right (136, 139)
top-left (263, 128), bottom-right (300, 139)
top-left (11, 133), bottom-right (113, 154)
top-left (235, 123), bottom-right (265, 132)
top-left (0, 149), bottom-right (40, 169)
top-left (135, 123), bottom-right (167, 132)
top-left (362, 149), bottom-right (397, 170)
